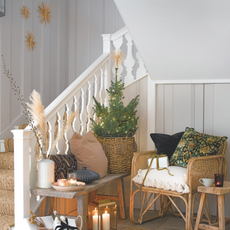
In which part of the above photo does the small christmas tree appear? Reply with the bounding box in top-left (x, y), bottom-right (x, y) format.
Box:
top-left (91, 49), bottom-right (139, 137)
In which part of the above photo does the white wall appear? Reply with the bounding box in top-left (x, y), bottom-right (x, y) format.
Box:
top-left (0, 0), bottom-right (124, 139)
top-left (114, 0), bottom-right (230, 81)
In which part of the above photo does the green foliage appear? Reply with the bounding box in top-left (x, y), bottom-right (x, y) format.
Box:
top-left (91, 78), bottom-right (139, 137)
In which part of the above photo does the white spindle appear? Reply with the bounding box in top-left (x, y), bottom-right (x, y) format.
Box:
top-left (51, 113), bottom-right (60, 154)
top-left (87, 79), bottom-right (94, 132)
top-left (103, 61), bottom-right (109, 107)
top-left (73, 90), bottom-right (81, 134)
top-left (57, 107), bottom-right (66, 154)
top-left (112, 36), bottom-right (124, 80)
top-left (124, 33), bottom-right (135, 86)
top-left (99, 68), bottom-right (104, 105)
top-left (94, 71), bottom-right (100, 104)
top-left (136, 51), bottom-right (148, 80)
top-left (100, 66), bottom-right (106, 105)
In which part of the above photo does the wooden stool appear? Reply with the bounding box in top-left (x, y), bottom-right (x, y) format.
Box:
top-left (194, 181), bottom-right (230, 230)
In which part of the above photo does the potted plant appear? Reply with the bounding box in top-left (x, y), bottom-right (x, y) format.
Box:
top-left (91, 49), bottom-right (139, 173)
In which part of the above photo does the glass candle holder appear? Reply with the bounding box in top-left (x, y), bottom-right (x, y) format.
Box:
top-left (88, 200), bottom-right (117, 230)
top-left (214, 173), bottom-right (224, 187)
top-left (57, 179), bottom-right (67, 186)
top-left (67, 172), bottom-right (77, 186)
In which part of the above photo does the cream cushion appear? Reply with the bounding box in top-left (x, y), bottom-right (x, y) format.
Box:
top-left (132, 166), bottom-right (190, 193)
top-left (69, 131), bottom-right (108, 178)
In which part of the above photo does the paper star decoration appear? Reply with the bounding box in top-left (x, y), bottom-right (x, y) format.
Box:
top-left (25, 31), bottom-right (37, 51)
top-left (38, 2), bottom-right (52, 26)
top-left (20, 6), bottom-right (31, 19)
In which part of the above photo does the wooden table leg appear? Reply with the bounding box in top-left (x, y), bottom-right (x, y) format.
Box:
top-left (218, 195), bottom-right (225, 230)
top-left (117, 178), bottom-right (126, 219)
top-left (90, 190), bottom-right (97, 202)
top-left (194, 193), bottom-right (206, 230)
top-left (77, 195), bottom-right (87, 230)
top-left (44, 197), bottom-right (51, 216)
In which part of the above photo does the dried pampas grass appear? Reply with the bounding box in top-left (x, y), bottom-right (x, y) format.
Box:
top-left (50, 110), bottom-right (78, 153)
top-left (27, 90), bottom-right (47, 152)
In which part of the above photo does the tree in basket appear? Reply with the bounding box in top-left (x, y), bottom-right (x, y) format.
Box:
top-left (90, 49), bottom-right (139, 173)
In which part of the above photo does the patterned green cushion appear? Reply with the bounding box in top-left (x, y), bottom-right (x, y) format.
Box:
top-left (170, 127), bottom-right (227, 168)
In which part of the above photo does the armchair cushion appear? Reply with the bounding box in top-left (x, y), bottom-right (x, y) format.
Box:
top-left (170, 127), bottom-right (227, 168)
top-left (150, 132), bottom-right (184, 160)
top-left (132, 166), bottom-right (190, 193)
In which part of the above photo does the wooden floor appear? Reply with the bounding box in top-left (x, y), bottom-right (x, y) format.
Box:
top-left (117, 208), bottom-right (230, 230)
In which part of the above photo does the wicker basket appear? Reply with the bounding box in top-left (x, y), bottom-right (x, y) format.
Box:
top-left (97, 135), bottom-right (136, 174)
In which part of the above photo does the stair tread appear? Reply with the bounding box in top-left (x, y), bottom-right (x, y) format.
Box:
top-left (0, 190), bottom-right (14, 216)
top-left (0, 214), bottom-right (14, 230)
top-left (0, 169), bottom-right (14, 191)
top-left (0, 152), bottom-right (14, 170)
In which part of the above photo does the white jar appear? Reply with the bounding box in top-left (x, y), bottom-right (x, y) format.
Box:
top-left (37, 158), bottom-right (55, 188)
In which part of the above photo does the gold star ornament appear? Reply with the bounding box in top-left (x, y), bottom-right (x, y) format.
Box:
top-left (25, 31), bottom-right (37, 51)
top-left (111, 48), bottom-right (125, 69)
top-left (38, 2), bottom-right (52, 26)
top-left (20, 6), bottom-right (31, 19)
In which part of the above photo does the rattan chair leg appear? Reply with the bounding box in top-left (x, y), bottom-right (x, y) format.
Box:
top-left (138, 192), bottom-right (147, 223)
top-left (138, 194), bottom-right (160, 224)
top-left (167, 195), bottom-right (186, 222)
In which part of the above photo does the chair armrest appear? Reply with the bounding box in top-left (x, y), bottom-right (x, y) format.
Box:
top-left (131, 150), bottom-right (158, 179)
top-left (187, 154), bottom-right (227, 192)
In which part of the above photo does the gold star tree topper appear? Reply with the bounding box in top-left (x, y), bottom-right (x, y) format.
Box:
top-left (38, 2), bottom-right (52, 26)
top-left (111, 48), bottom-right (125, 69)
top-left (20, 6), bottom-right (31, 19)
top-left (25, 31), bottom-right (37, 51)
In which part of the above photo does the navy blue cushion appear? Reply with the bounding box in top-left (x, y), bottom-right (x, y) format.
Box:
top-left (150, 132), bottom-right (184, 160)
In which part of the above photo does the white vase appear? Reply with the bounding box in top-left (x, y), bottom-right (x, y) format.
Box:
top-left (37, 158), bottom-right (55, 188)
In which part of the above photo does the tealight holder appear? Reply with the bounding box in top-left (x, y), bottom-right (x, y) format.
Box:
top-left (88, 199), bottom-right (117, 230)
top-left (57, 179), bottom-right (67, 186)
top-left (67, 172), bottom-right (77, 186)
top-left (215, 173), bottom-right (224, 187)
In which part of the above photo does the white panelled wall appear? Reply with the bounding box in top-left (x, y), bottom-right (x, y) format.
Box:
top-left (154, 81), bottom-right (230, 216)
top-left (0, 0), bottom-right (124, 139)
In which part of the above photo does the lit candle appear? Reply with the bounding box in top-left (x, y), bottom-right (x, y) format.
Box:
top-left (216, 182), bottom-right (221, 185)
top-left (67, 179), bottom-right (77, 186)
top-left (102, 211), bottom-right (110, 230)
top-left (57, 179), bottom-right (67, 186)
top-left (93, 212), bottom-right (101, 230)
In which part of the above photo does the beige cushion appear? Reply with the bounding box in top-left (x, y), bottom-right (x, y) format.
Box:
top-left (69, 131), bottom-right (108, 178)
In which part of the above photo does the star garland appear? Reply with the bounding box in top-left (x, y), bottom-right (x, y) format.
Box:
top-left (38, 2), bottom-right (52, 26)
top-left (25, 31), bottom-right (37, 51)
top-left (20, 6), bottom-right (31, 19)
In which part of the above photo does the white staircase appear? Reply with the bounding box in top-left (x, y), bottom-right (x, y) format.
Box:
top-left (12, 26), bottom-right (149, 229)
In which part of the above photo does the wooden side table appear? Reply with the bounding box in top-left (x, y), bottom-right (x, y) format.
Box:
top-left (194, 181), bottom-right (230, 230)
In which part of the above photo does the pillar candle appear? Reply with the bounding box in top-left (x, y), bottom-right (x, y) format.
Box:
top-left (102, 211), bottom-right (110, 230)
top-left (92, 213), bottom-right (101, 230)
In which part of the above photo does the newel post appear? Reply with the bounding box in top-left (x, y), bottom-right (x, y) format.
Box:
top-left (12, 129), bottom-right (34, 229)
top-left (102, 34), bottom-right (111, 53)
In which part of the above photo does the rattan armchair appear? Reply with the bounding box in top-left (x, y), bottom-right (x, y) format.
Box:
top-left (129, 142), bottom-right (227, 230)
